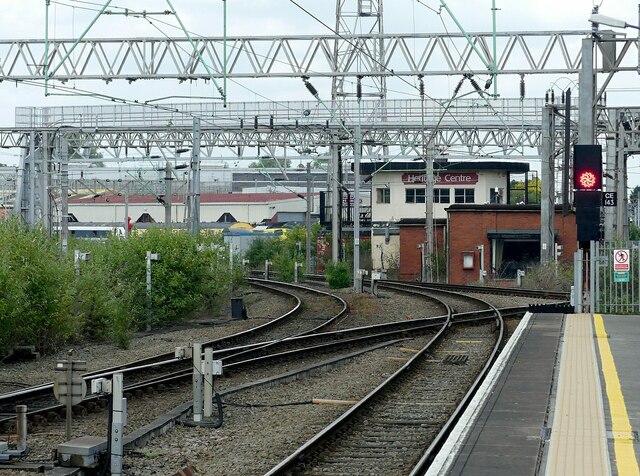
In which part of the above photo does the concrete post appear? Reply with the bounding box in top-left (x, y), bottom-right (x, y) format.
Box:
top-left (203, 347), bottom-right (213, 418)
top-left (192, 343), bottom-right (203, 422)
top-left (110, 373), bottom-right (125, 476)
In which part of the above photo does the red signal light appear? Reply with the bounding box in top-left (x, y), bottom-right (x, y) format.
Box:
top-left (573, 145), bottom-right (602, 191)
top-left (577, 170), bottom-right (597, 190)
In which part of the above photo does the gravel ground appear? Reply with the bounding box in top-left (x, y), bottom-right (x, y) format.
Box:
top-left (0, 287), bottom-right (293, 394)
top-left (0, 283), bottom-right (536, 475)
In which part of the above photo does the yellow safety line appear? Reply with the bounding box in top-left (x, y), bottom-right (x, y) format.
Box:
top-left (594, 313), bottom-right (640, 476)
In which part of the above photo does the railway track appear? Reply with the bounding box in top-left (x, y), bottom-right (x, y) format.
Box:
top-left (0, 280), bottom-right (347, 427)
top-left (265, 284), bottom-right (507, 475)
top-left (302, 273), bottom-right (571, 301)
top-left (0, 279), bottom-right (534, 475)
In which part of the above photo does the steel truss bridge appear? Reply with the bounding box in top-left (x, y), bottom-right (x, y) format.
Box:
top-left (5, 97), bottom-right (563, 157)
top-left (0, 30), bottom-right (637, 81)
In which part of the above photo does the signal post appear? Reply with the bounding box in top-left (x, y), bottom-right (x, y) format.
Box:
top-left (572, 144), bottom-right (603, 312)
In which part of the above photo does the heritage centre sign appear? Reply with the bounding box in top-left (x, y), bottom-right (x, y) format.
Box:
top-left (402, 172), bottom-right (479, 185)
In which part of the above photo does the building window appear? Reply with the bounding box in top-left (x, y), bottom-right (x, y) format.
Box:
top-left (454, 188), bottom-right (475, 204)
top-left (406, 188), bottom-right (425, 203)
top-left (376, 187), bottom-right (390, 204)
top-left (434, 188), bottom-right (450, 204)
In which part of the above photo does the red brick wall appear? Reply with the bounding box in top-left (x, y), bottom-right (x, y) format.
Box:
top-left (399, 225), bottom-right (446, 281)
top-left (446, 209), bottom-right (577, 284)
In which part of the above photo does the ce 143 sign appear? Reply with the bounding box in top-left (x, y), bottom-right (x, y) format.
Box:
top-left (602, 192), bottom-right (617, 207)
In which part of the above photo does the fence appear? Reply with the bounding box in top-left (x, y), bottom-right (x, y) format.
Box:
top-left (591, 240), bottom-right (640, 315)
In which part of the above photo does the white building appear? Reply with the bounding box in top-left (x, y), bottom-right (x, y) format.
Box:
top-left (361, 159), bottom-right (531, 271)
top-left (69, 192), bottom-right (317, 226)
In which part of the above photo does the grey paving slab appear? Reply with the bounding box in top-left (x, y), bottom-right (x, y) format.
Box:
top-left (446, 313), bottom-right (563, 476)
top-left (601, 315), bottom-right (640, 467)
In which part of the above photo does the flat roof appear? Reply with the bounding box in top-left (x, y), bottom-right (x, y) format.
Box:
top-left (360, 161), bottom-right (530, 176)
top-left (446, 204), bottom-right (571, 212)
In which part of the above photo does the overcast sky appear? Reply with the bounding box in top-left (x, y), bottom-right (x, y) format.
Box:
top-left (0, 0), bottom-right (638, 183)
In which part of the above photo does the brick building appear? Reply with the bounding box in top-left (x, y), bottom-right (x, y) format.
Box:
top-left (445, 204), bottom-right (577, 284)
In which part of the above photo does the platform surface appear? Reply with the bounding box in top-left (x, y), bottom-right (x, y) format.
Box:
top-left (432, 312), bottom-right (640, 476)
top-left (444, 312), bottom-right (563, 475)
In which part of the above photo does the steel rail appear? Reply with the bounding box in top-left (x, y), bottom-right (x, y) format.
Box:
top-left (264, 284), bottom-right (503, 475)
top-left (0, 280), bottom-right (345, 416)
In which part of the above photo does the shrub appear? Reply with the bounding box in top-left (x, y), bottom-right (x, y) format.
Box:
top-left (521, 262), bottom-right (573, 291)
top-left (272, 252), bottom-right (296, 282)
top-left (325, 261), bottom-right (351, 289)
top-left (0, 218), bottom-right (76, 356)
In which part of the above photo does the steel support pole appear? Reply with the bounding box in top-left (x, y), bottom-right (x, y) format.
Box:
top-left (59, 136), bottom-right (69, 253)
top-left (579, 37), bottom-right (595, 145)
top-left (165, 163), bottom-right (172, 228)
top-left (189, 117), bottom-right (201, 235)
top-left (13, 139), bottom-right (26, 222)
top-left (41, 133), bottom-right (52, 234)
top-left (425, 143), bottom-right (434, 282)
top-left (589, 240), bottom-right (596, 312)
top-left (124, 185), bottom-right (129, 238)
top-left (28, 131), bottom-right (36, 225)
top-left (574, 249), bottom-right (583, 313)
top-left (562, 88), bottom-right (571, 215)
top-left (353, 86), bottom-right (362, 292)
top-left (604, 135), bottom-right (616, 240)
top-left (616, 123), bottom-right (628, 240)
top-left (331, 144), bottom-right (340, 263)
top-left (306, 162), bottom-right (312, 273)
top-left (540, 105), bottom-right (555, 265)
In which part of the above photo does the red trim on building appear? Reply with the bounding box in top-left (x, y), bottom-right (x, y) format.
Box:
top-left (70, 192), bottom-right (316, 205)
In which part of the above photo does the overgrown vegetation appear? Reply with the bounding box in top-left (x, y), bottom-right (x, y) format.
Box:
top-left (0, 219), bottom-right (244, 356)
top-left (325, 261), bottom-right (351, 288)
top-left (521, 262), bottom-right (573, 291)
top-left (0, 218), bottom-right (76, 355)
top-left (245, 225), bottom-right (320, 280)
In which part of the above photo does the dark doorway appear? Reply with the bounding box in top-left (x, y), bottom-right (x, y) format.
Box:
top-left (497, 240), bottom-right (539, 278)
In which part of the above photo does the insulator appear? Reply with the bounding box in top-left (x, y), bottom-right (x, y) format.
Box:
top-left (270, 115), bottom-right (274, 130)
top-left (453, 77), bottom-right (465, 96)
top-left (356, 77), bottom-right (362, 99)
top-left (519, 76), bottom-right (525, 99)
top-left (561, 90), bottom-right (565, 104)
top-left (418, 77), bottom-right (425, 97)
top-left (305, 81), bottom-right (318, 97)
top-left (470, 77), bottom-right (482, 93)
top-left (551, 89), bottom-right (555, 103)
top-left (545, 91), bottom-right (549, 103)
